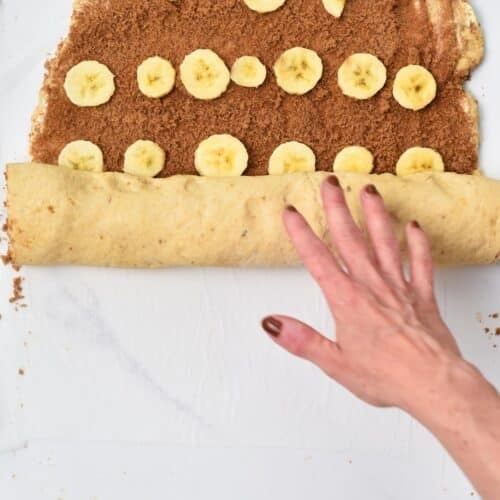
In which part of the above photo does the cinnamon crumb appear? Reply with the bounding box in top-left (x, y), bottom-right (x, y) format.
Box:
top-left (484, 327), bottom-right (490, 334)
top-left (496, 328), bottom-right (500, 336)
top-left (489, 313), bottom-right (499, 319)
top-left (9, 277), bottom-right (24, 304)
top-left (18, 368), bottom-right (25, 376)
top-left (30, 0), bottom-right (478, 177)
top-left (2, 250), bottom-right (20, 271)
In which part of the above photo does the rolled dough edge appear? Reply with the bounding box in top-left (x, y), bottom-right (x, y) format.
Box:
top-left (5, 164), bottom-right (500, 268)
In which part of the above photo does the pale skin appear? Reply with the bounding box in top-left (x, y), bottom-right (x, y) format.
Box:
top-left (261, 176), bottom-right (500, 499)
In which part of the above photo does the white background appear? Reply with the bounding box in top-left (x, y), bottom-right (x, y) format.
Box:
top-left (0, 1), bottom-right (499, 499)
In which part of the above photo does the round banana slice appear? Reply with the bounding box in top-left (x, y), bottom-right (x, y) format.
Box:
top-left (274, 47), bottom-right (323, 95)
top-left (393, 65), bottom-right (437, 111)
top-left (137, 56), bottom-right (176, 99)
top-left (338, 53), bottom-right (387, 100)
top-left (269, 141), bottom-right (316, 175)
top-left (64, 61), bottom-right (115, 107)
top-left (396, 147), bottom-right (444, 176)
top-left (58, 140), bottom-right (104, 173)
top-left (123, 140), bottom-right (166, 178)
top-left (333, 146), bottom-right (374, 174)
top-left (322, 0), bottom-right (346, 17)
top-left (195, 134), bottom-right (249, 177)
top-left (243, 0), bottom-right (287, 13)
top-left (231, 56), bottom-right (267, 88)
top-left (180, 49), bottom-right (230, 100)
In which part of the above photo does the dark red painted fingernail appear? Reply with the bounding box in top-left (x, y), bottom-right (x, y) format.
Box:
top-left (327, 175), bottom-right (340, 187)
top-left (410, 220), bottom-right (421, 229)
top-left (365, 184), bottom-right (379, 195)
top-left (262, 317), bottom-right (282, 338)
top-left (285, 205), bottom-right (298, 213)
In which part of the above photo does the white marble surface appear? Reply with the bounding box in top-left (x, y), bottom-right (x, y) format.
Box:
top-left (0, 1), bottom-right (499, 498)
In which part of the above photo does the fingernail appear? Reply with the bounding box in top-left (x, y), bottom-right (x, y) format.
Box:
top-left (327, 175), bottom-right (340, 187)
top-left (285, 205), bottom-right (298, 213)
top-left (410, 220), bottom-right (421, 229)
top-left (262, 317), bottom-right (282, 338)
top-left (365, 184), bottom-right (379, 195)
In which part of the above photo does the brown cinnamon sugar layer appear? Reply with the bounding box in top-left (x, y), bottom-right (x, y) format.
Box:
top-left (31, 0), bottom-right (479, 177)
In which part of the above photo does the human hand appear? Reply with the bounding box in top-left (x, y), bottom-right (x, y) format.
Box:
top-left (261, 175), bottom-right (500, 499)
top-left (262, 176), bottom-right (469, 413)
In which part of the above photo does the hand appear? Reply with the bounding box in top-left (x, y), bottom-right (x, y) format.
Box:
top-left (261, 176), bottom-right (500, 499)
top-left (262, 176), bottom-right (463, 411)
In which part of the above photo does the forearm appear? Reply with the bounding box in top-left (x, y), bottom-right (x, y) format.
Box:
top-left (405, 359), bottom-right (500, 499)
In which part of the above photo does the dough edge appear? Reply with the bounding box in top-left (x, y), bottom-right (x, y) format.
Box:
top-left (6, 163), bottom-right (500, 268)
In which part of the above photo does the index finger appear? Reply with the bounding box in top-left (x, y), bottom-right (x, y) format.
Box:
top-left (283, 206), bottom-right (351, 300)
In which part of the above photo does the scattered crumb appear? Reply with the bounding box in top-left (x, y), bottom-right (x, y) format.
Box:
top-left (489, 313), bottom-right (499, 319)
top-left (18, 368), bottom-right (24, 376)
top-left (1, 250), bottom-right (19, 271)
top-left (496, 328), bottom-right (500, 336)
top-left (484, 327), bottom-right (490, 334)
top-left (9, 277), bottom-right (25, 304)
top-left (47, 205), bottom-right (55, 213)
top-left (475, 312), bottom-right (483, 324)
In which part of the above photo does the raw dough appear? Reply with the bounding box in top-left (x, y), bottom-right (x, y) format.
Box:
top-left (6, 164), bottom-right (500, 268)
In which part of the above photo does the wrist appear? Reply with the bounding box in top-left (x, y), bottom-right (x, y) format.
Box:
top-left (402, 355), bottom-right (500, 499)
top-left (402, 355), bottom-right (498, 437)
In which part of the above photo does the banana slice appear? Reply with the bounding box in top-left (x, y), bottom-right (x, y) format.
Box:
top-left (274, 47), bottom-right (323, 95)
top-left (393, 65), bottom-right (437, 111)
top-left (269, 141), bottom-right (316, 175)
top-left (396, 147), bottom-right (444, 176)
top-left (180, 49), bottom-right (230, 100)
top-left (137, 56), bottom-right (176, 98)
top-left (123, 140), bottom-right (166, 178)
top-left (231, 56), bottom-right (267, 88)
top-left (322, 0), bottom-right (346, 17)
top-left (333, 146), bottom-right (374, 174)
top-left (243, 0), bottom-right (287, 13)
top-left (338, 53), bottom-right (387, 100)
top-left (58, 140), bottom-right (104, 173)
top-left (195, 134), bottom-right (249, 177)
top-left (64, 61), bottom-right (115, 107)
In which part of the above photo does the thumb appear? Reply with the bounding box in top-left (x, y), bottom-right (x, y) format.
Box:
top-left (261, 315), bottom-right (343, 379)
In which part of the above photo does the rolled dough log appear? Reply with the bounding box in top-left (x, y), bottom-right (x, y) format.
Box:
top-left (5, 163), bottom-right (500, 268)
